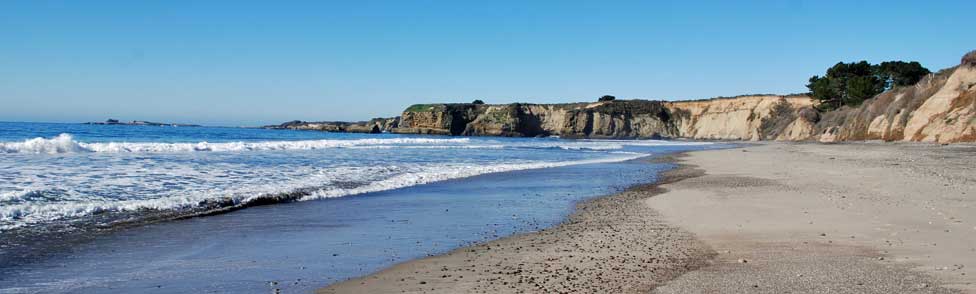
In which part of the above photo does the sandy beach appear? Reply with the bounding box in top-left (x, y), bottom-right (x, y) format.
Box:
top-left (320, 142), bottom-right (976, 293)
top-left (4, 2), bottom-right (973, 293)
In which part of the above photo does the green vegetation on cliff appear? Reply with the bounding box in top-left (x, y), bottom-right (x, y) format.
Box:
top-left (404, 104), bottom-right (444, 112)
top-left (963, 50), bottom-right (976, 66)
top-left (807, 60), bottom-right (929, 110)
top-left (581, 100), bottom-right (668, 116)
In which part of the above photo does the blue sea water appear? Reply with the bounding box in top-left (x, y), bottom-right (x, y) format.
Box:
top-left (0, 121), bottom-right (720, 293)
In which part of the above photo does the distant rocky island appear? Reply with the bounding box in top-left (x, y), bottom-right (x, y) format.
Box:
top-left (84, 119), bottom-right (201, 127)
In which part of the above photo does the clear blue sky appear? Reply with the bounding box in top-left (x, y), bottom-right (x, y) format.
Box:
top-left (1, 0), bottom-right (972, 126)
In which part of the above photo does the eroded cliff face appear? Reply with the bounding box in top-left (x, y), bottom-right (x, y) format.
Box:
top-left (389, 96), bottom-right (812, 140)
top-left (815, 64), bottom-right (976, 143)
top-left (662, 64), bottom-right (976, 143)
top-left (665, 95), bottom-right (815, 141)
top-left (394, 104), bottom-right (484, 136)
top-left (272, 60), bottom-right (976, 143)
top-left (393, 101), bottom-right (678, 139)
top-left (559, 100), bottom-right (677, 138)
top-left (389, 60), bottom-right (976, 143)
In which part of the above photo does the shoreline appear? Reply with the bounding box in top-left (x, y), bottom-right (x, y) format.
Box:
top-left (0, 150), bottom-right (659, 271)
top-left (1, 147), bottom-right (686, 293)
top-left (319, 154), bottom-right (717, 293)
top-left (320, 142), bottom-right (975, 293)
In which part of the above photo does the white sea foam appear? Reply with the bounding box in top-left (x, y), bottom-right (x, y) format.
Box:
top-left (0, 133), bottom-right (713, 154)
top-left (0, 153), bottom-right (648, 231)
top-left (0, 190), bottom-right (35, 202)
top-left (0, 134), bottom-right (89, 154)
top-left (0, 134), bottom-right (473, 154)
top-left (303, 152), bottom-right (649, 200)
top-left (0, 131), bottom-right (717, 231)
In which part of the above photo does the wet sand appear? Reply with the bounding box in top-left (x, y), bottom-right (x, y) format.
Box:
top-left (320, 143), bottom-right (976, 293)
top-left (319, 157), bottom-right (714, 294)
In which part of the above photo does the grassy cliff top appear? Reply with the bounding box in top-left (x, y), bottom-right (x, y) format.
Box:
top-left (404, 104), bottom-right (446, 112)
top-left (403, 100), bottom-right (672, 116)
top-left (403, 101), bottom-right (594, 113)
top-left (670, 93), bottom-right (811, 103)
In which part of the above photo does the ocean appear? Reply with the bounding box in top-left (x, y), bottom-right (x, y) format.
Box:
top-left (0, 121), bottom-right (720, 293)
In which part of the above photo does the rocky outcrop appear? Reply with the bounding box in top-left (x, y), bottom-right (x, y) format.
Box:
top-left (392, 101), bottom-right (679, 139)
top-left (368, 117), bottom-right (400, 132)
top-left (393, 104), bottom-right (482, 136)
top-left (389, 96), bottom-right (810, 140)
top-left (264, 117), bottom-right (399, 133)
top-left (559, 100), bottom-right (677, 138)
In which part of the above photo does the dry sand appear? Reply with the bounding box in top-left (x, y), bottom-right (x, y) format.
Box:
top-left (320, 142), bottom-right (976, 293)
top-left (649, 142), bottom-right (976, 293)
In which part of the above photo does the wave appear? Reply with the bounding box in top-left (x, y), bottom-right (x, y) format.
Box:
top-left (0, 152), bottom-right (648, 231)
top-left (1, 134), bottom-right (711, 154)
top-left (0, 189), bottom-right (38, 203)
top-left (0, 134), bottom-right (89, 154)
top-left (301, 152), bottom-right (649, 200)
top-left (0, 134), bottom-right (472, 154)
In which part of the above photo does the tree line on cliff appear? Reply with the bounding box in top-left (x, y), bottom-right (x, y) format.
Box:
top-left (461, 59), bottom-right (934, 113)
top-left (807, 60), bottom-right (930, 111)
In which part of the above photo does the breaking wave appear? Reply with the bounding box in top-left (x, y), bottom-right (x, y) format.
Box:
top-left (0, 133), bottom-right (473, 154)
top-left (0, 133), bottom-right (709, 154)
top-left (0, 129), bottom-right (719, 231)
top-left (0, 152), bottom-right (648, 231)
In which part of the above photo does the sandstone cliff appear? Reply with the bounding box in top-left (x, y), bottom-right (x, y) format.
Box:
top-left (393, 101), bottom-right (678, 139)
top-left (665, 95), bottom-right (815, 141)
top-left (814, 64), bottom-right (976, 143)
top-left (388, 96), bottom-right (815, 140)
top-left (270, 53), bottom-right (976, 143)
top-left (387, 58), bottom-right (975, 143)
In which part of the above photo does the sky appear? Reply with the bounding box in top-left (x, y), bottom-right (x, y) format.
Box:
top-left (1, 1), bottom-right (972, 126)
